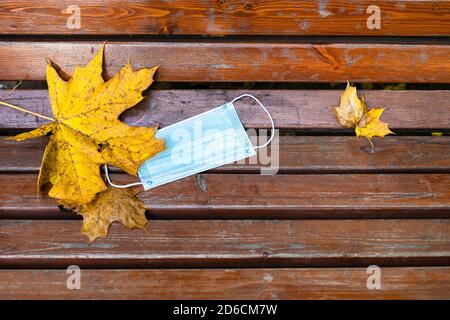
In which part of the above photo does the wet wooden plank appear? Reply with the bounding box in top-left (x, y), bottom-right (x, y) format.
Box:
top-left (0, 1), bottom-right (449, 36)
top-left (1, 90), bottom-right (449, 130)
top-left (0, 267), bottom-right (449, 299)
top-left (0, 42), bottom-right (449, 82)
top-left (0, 219), bottom-right (448, 268)
top-left (1, 136), bottom-right (450, 174)
top-left (1, 173), bottom-right (449, 219)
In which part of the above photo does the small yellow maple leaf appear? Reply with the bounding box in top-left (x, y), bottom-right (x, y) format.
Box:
top-left (69, 187), bottom-right (147, 242)
top-left (355, 108), bottom-right (393, 140)
top-left (10, 44), bottom-right (165, 207)
top-left (333, 82), bottom-right (393, 144)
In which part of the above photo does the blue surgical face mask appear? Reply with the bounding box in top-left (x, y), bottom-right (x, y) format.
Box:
top-left (104, 94), bottom-right (274, 190)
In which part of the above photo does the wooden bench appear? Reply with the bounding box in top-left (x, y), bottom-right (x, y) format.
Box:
top-left (0, 1), bottom-right (449, 299)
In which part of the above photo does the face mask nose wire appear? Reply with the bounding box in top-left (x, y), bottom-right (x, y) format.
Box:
top-left (230, 94), bottom-right (275, 149)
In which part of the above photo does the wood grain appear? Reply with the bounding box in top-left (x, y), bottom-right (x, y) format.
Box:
top-left (0, 267), bottom-right (449, 299)
top-left (2, 136), bottom-right (450, 174)
top-left (0, 1), bottom-right (449, 36)
top-left (0, 42), bottom-right (449, 82)
top-left (1, 173), bottom-right (449, 219)
top-left (1, 1), bottom-right (449, 300)
top-left (0, 219), bottom-right (448, 268)
top-left (1, 90), bottom-right (450, 130)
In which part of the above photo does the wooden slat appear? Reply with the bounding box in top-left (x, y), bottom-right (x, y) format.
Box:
top-left (0, 1), bottom-right (449, 36)
top-left (1, 173), bottom-right (449, 219)
top-left (1, 42), bottom-right (449, 82)
top-left (2, 136), bottom-right (450, 174)
top-left (1, 90), bottom-right (450, 129)
top-left (0, 267), bottom-right (449, 299)
top-left (0, 219), bottom-right (448, 268)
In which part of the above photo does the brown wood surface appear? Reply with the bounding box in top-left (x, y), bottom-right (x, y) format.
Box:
top-left (0, 8), bottom-right (449, 297)
top-left (1, 136), bottom-right (449, 174)
top-left (1, 89), bottom-right (450, 130)
top-left (0, 219), bottom-right (448, 268)
top-left (0, 42), bottom-right (449, 82)
top-left (0, 267), bottom-right (449, 299)
top-left (1, 173), bottom-right (449, 219)
top-left (0, 1), bottom-right (449, 36)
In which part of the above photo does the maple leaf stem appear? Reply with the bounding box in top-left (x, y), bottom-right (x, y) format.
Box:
top-left (366, 137), bottom-right (375, 148)
top-left (1, 81), bottom-right (22, 101)
top-left (0, 100), bottom-right (55, 122)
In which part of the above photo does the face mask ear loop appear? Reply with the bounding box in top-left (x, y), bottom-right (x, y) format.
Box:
top-left (104, 164), bottom-right (143, 188)
top-left (230, 94), bottom-right (275, 149)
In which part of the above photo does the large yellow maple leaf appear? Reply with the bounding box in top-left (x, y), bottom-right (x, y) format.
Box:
top-left (10, 45), bottom-right (165, 207)
top-left (333, 82), bottom-right (393, 144)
